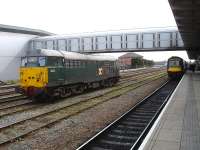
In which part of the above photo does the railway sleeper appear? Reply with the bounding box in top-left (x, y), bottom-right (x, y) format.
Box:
top-left (92, 142), bottom-right (130, 150)
top-left (135, 107), bottom-right (157, 111)
top-left (120, 121), bottom-right (148, 127)
top-left (128, 115), bottom-right (152, 119)
top-left (138, 105), bottom-right (160, 110)
top-left (117, 125), bottom-right (145, 131)
top-left (131, 112), bottom-right (155, 116)
top-left (106, 134), bottom-right (138, 141)
top-left (135, 109), bottom-right (157, 113)
top-left (125, 117), bottom-right (149, 123)
top-left (111, 129), bottom-right (141, 136)
top-left (99, 139), bottom-right (133, 148)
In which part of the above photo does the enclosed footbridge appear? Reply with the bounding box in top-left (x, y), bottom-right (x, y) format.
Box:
top-left (30, 27), bottom-right (184, 54)
top-left (30, 0), bottom-right (200, 60)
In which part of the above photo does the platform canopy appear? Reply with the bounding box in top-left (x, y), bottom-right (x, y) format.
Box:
top-left (0, 24), bottom-right (53, 36)
top-left (169, 0), bottom-right (200, 59)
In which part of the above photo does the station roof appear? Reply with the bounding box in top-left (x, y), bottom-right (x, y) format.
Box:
top-left (169, 0), bottom-right (200, 59)
top-left (0, 24), bottom-right (53, 36)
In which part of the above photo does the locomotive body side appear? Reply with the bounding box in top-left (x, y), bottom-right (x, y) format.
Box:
top-left (19, 49), bottom-right (120, 99)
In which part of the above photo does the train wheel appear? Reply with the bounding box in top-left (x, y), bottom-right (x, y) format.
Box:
top-left (72, 85), bottom-right (84, 94)
top-left (60, 87), bottom-right (72, 98)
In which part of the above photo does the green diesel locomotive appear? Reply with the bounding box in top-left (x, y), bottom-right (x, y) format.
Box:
top-left (19, 49), bottom-right (120, 99)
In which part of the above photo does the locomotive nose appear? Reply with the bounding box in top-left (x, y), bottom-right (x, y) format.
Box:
top-left (20, 67), bottom-right (48, 88)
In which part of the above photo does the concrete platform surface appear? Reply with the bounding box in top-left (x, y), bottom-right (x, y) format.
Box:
top-left (140, 72), bottom-right (200, 150)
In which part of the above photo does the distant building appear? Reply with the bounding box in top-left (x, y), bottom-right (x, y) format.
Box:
top-left (118, 53), bottom-right (154, 69)
top-left (118, 53), bottom-right (143, 69)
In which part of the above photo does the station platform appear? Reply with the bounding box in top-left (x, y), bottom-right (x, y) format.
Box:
top-left (140, 72), bottom-right (200, 150)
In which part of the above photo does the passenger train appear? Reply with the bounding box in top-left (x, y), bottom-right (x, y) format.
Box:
top-left (18, 49), bottom-right (120, 99)
top-left (167, 56), bottom-right (187, 78)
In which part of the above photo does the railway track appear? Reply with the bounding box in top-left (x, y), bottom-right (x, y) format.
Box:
top-left (120, 68), bottom-right (164, 79)
top-left (119, 69), bottom-right (164, 84)
top-left (0, 84), bottom-right (19, 96)
top-left (0, 69), bottom-right (165, 117)
top-left (77, 79), bottom-right (180, 150)
top-left (0, 71), bottom-right (167, 146)
top-left (0, 80), bottom-right (6, 86)
top-left (0, 84), bottom-right (18, 90)
top-left (0, 94), bottom-right (26, 105)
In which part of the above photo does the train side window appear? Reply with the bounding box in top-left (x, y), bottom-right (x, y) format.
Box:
top-left (47, 57), bottom-right (64, 67)
top-left (65, 60), bottom-right (70, 68)
top-left (81, 61), bottom-right (85, 68)
top-left (76, 61), bottom-right (79, 68)
top-left (69, 60), bottom-right (72, 68)
top-left (55, 58), bottom-right (64, 67)
top-left (73, 60), bottom-right (77, 68)
top-left (77, 60), bottom-right (81, 68)
top-left (70, 60), bottom-right (75, 68)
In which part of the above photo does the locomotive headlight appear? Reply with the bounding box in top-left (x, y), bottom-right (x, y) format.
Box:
top-left (50, 69), bottom-right (55, 72)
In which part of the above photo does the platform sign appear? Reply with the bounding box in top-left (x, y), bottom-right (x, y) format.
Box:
top-left (126, 34), bottom-right (138, 49)
top-left (69, 38), bottom-right (80, 52)
top-left (111, 35), bottom-right (122, 49)
top-left (96, 36), bottom-right (107, 50)
top-left (142, 33), bottom-right (154, 48)
top-left (83, 37), bottom-right (93, 51)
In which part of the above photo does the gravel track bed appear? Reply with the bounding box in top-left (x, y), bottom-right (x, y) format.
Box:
top-left (1, 76), bottom-right (168, 150)
top-left (0, 72), bottom-right (165, 130)
top-left (0, 70), bottom-right (164, 128)
top-left (0, 73), bottom-right (166, 145)
top-left (120, 68), bottom-right (163, 79)
top-left (119, 70), bottom-right (164, 83)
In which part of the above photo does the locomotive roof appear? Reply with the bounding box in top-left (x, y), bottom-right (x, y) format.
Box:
top-left (168, 56), bottom-right (183, 60)
top-left (26, 49), bottom-right (117, 61)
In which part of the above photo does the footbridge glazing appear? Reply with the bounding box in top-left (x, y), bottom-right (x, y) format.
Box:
top-left (30, 28), bottom-right (184, 53)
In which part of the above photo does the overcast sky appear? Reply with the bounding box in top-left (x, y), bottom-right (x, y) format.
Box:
top-left (0, 0), bottom-right (189, 61)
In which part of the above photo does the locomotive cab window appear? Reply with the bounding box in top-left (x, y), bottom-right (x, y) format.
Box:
top-left (38, 57), bottom-right (46, 66)
top-left (169, 60), bottom-right (180, 67)
top-left (46, 57), bottom-right (64, 67)
top-left (21, 56), bottom-right (46, 67)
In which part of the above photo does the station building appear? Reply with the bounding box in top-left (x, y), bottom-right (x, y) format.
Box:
top-left (0, 24), bottom-right (52, 81)
top-left (118, 53), bottom-right (154, 69)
